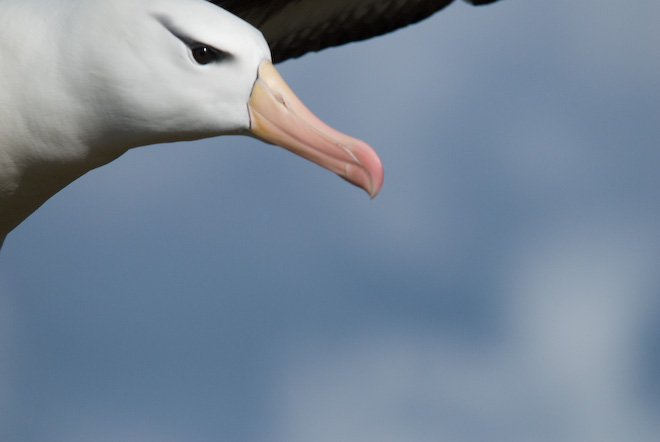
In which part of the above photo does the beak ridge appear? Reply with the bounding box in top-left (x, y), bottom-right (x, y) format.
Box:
top-left (247, 61), bottom-right (384, 198)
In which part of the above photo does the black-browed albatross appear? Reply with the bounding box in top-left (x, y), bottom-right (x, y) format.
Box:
top-left (0, 0), bottom-right (501, 247)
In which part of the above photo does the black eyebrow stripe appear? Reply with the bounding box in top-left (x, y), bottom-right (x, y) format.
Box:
top-left (153, 14), bottom-right (234, 61)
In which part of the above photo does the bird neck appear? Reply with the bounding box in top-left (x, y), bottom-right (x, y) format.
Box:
top-left (0, 134), bottom-right (129, 245)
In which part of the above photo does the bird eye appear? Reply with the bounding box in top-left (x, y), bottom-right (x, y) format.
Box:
top-left (192, 46), bottom-right (214, 64)
top-left (191, 45), bottom-right (230, 65)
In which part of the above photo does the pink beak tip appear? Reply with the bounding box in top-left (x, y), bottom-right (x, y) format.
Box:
top-left (348, 139), bottom-right (384, 199)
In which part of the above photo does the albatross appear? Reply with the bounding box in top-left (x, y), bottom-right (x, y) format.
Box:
top-left (0, 0), bottom-right (501, 247)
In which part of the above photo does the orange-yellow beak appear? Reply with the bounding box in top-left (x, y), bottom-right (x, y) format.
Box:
top-left (247, 61), bottom-right (384, 198)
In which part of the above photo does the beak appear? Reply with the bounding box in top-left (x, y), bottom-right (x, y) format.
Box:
top-left (247, 61), bottom-right (384, 198)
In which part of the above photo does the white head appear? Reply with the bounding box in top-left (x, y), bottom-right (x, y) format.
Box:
top-left (66, 0), bottom-right (271, 145)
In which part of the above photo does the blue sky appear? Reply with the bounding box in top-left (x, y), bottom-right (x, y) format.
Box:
top-left (2, 0), bottom-right (660, 441)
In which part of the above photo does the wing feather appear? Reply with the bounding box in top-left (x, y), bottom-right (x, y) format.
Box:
top-left (211, 0), bottom-right (501, 63)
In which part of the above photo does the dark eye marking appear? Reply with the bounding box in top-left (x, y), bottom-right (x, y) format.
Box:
top-left (190, 44), bottom-right (232, 65)
top-left (154, 15), bottom-right (233, 65)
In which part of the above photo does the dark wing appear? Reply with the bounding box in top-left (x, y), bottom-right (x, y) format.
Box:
top-left (211, 0), bottom-right (502, 63)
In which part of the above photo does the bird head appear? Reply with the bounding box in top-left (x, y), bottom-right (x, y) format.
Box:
top-left (74, 0), bottom-right (383, 197)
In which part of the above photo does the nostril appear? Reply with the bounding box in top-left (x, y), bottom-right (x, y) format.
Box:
top-left (274, 92), bottom-right (287, 107)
